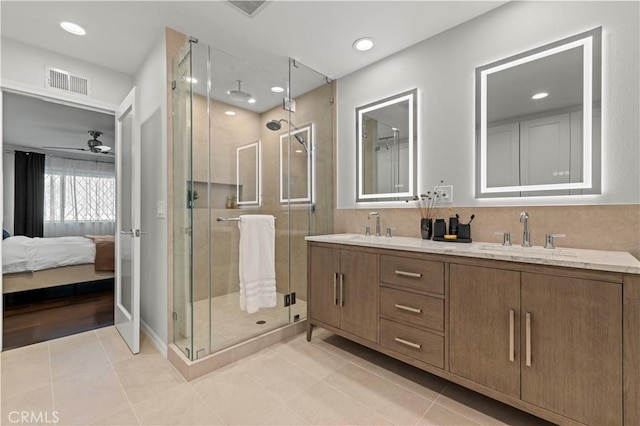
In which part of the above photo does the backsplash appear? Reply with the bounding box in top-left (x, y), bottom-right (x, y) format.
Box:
top-left (334, 205), bottom-right (640, 260)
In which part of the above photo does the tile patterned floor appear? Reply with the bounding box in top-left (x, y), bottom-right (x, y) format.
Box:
top-left (0, 326), bottom-right (554, 425)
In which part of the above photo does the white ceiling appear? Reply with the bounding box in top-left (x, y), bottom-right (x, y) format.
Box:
top-left (1, 0), bottom-right (506, 155)
top-left (3, 92), bottom-right (115, 159)
top-left (0, 1), bottom-right (505, 79)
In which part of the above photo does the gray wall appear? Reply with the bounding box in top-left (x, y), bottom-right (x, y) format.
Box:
top-left (337, 1), bottom-right (639, 208)
top-left (135, 33), bottom-right (169, 353)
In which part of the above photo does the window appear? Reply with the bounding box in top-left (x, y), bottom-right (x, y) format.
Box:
top-left (43, 156), bottom-right (115, 237)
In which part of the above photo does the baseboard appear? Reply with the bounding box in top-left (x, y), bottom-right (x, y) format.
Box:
top-left (141, 320), bottom-right (168, 358)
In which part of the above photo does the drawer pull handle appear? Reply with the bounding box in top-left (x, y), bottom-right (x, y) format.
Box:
top-left (394, 337), bottom-right (421, 349)
top-left (394, 304), bottom-right (422, 314)
top-left (333, 273), bottom-right (338, 306)
top-left (394, 270), bottom-right (422, 278)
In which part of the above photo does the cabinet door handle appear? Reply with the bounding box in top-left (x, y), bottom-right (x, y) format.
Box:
top-left (525, 312), bottom-right (532, 367)
top-left (394, 304), bottom-right (422, 314)
top-left (509, 309), bottom-right (515, 362)
top-left (394, 270), bottom-right (422, 278)
top-left (333, 273), bottom-right (338, 305)
top-left (339, 274), bottom-right (345, 307)
top-left (394, 337), bottom-right (421, 349)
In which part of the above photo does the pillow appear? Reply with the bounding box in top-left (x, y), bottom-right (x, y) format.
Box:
top-left (3, 229), bottom-right (10, 240)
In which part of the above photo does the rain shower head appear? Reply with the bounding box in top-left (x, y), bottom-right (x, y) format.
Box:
top-left (227, 80), bottom-right (252, 102)
top-left (266, 119), bottom-right (284, 131)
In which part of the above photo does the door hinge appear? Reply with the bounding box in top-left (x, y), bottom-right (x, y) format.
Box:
top-left (284, 292), bottom-right (297, 307)
top-left (172, 312), bottom-right (178, 321)
top-left (171, 80), bottom-right (177, 90)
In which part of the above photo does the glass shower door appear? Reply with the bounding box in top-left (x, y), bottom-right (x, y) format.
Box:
top-left (172, 40), bottom-right (195, 359)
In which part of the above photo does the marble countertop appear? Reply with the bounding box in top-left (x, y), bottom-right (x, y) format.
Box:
top-left (305, 234), bottom-right (640, 274)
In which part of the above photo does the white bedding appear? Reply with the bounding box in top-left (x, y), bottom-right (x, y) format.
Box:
top-left (2, 236), bottom-right (96, 274)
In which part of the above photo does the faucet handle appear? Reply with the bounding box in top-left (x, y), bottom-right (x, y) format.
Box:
top-left (385, 227), bottom-right (395, 238)
top-left (544, 233), bottom-right (566, 249)
top-left (493, 231), bottom-right (512, 246)
top-left (361, 226), bottom-right (371, 236)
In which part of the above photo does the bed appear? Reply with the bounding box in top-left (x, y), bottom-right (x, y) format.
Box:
top-left (2, 235), bottom-right (115, 294)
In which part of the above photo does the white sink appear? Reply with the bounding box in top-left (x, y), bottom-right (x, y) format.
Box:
top-left (476, 244), bottom-right (578, 258)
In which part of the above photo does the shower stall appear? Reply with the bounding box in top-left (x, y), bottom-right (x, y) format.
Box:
top-left (171, 39), bottom-right (333, 361)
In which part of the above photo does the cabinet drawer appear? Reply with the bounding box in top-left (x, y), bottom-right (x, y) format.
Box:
top-left (380, 287), bottom-right (444, 331)
top-left (380, 318), bottom-right (444, 369)
top-left (380, 255), bottom-right (444, 294)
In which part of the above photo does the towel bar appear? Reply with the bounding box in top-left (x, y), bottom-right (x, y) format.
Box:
top-left (216, 216), bottom-right (277, 222)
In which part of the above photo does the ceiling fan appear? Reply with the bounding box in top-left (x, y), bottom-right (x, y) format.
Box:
top-left (44, 130), bottom-right (113, 154)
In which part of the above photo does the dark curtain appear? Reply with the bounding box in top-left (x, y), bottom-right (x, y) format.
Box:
top-left (14, 151), bottom-right (45, 237)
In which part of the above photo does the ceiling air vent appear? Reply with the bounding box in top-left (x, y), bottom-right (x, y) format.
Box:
top-left (226, 0), bottom-right (270, 18)
top-left (45, 67), bottom-right (90, 96)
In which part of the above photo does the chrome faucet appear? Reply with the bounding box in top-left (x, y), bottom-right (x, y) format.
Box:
top-left (520, 211), bottom-right (531, 247)
top-left (368, 212), bottom-right (381, 237)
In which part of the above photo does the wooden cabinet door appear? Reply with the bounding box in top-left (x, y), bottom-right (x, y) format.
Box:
top-left (309, 245), bottom-right (341, 329)
top-left (340, 250), bottom-right (378, 342)
top-left (521, 273), bottom-right (622, 426)
top-left (449, 264), bottom-right (521, 398)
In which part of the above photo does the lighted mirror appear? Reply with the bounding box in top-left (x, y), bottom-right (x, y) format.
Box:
top-left (476, 27), bottom-right (601, 197)
top-left (280, 124), bottom-right (313, 204)
top-left (236, 141), bottom-right (261, 206)
top-left (356, 89), bottom-right (417, 202)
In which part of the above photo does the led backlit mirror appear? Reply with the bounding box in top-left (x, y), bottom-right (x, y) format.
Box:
top-left (476, 28), bottom-right (601, 197)
top-left (356, 89), bottom-right (417, 202)
top-left (236, 141), bottom-right (261, 206)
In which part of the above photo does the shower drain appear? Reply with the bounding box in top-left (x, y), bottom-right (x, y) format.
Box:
top-left (256, 320), bottom-right (266, 325)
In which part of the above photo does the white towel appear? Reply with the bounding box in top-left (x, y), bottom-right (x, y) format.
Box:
top-left (238, 215), bottom-right (276, 313)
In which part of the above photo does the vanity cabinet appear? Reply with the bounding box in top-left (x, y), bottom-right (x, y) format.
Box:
top-left (449, 265), bottom-right (521, 398)
top-left (306, 238), bottom-right (637, 426)
top-left (378, 254), bottom-right (446, 369)
top-left (450, 263), bottom-right (622, 426)
top-left (308, 243), bottom-right (378, 343)
top-left (520, 273), bottom-right (622, 426)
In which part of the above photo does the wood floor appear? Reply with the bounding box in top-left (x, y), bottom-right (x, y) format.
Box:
top-left (2, 279), bottom-right (114, 350)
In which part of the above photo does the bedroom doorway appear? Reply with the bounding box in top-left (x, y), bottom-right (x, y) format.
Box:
top-left (0, 89), bottom-right (127, 351)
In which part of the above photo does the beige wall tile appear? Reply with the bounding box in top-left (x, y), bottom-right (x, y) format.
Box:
top-left (335, 204), bottom-right (640, 259)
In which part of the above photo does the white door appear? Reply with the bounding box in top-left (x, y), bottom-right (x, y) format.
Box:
top-left (114, 88), bottom-right (140, 353)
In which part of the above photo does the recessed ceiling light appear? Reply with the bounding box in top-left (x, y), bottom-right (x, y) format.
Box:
top-left (271, 86), bottom-right (284, 93)
top-left (248, 98), bottom-right (256, 104)
top-left (353, 37), bottom-right (374, 52)
top-left (532, 92), bottom-right (549, 100)
top-left (225, 111), bottom-right (236, 116)
top-left (60, 21), bottom-right (86, 36)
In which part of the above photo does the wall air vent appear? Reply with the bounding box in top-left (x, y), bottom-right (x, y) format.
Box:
top-left (226, 0), bottom-right (270, 18)
top-left (45, 67), bottom-right (90, 96)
